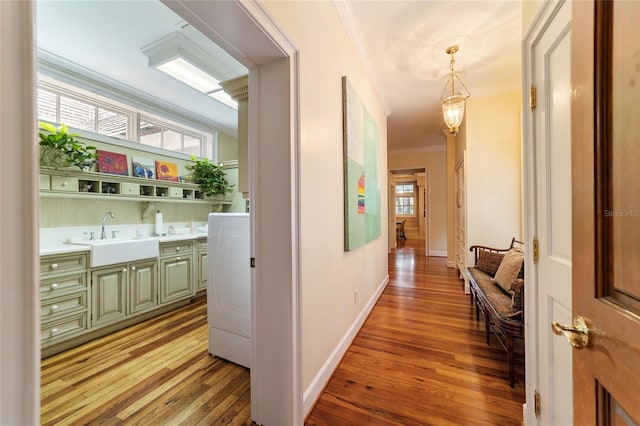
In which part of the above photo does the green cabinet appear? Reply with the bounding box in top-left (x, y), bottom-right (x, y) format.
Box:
top-left (128, 260), bottom-right (158, 315)
top-left (159, 240), bottom-right (194, 304)
top-left (91, 265), bottom-right (127, 327)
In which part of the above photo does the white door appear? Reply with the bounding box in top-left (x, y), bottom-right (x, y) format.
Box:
top-left (525, 1), bottom-right (572, 424)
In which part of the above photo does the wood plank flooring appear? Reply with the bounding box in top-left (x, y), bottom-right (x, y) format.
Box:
top-left (42, 239), bottom-right (524, 425)
top-left (40, 296), bottom-right (252, 425)
top-left (305, 239), bottom-right (525, 425)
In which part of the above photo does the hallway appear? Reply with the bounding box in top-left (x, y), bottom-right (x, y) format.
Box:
top-left (306, 239), bottom-right (525, 425)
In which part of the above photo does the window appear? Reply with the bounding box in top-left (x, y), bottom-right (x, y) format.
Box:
top-left (36, 82), bottom-right (213, 159)
top-left (396, 182), bottom-right (416, 216)
top-left (139, 117), bottom-right (205, 157)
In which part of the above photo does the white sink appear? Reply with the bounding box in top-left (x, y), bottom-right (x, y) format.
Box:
top-left (68, 237), bottom-right (159, 267)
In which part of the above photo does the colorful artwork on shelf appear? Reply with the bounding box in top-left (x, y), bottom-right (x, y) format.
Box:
top-left (132, 156), bottom-right (155, 179)
top-left (97, 150), bottom-right (129, 176)
top-left (155, 160), bottom-right (179, 182)
top-left (342, 76), bottom-right (381, 251)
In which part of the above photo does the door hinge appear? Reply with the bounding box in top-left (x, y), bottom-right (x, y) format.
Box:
top-left (533, 237), bottom-right (539, 264)
top-left (530, 85), bottom-right (537, 110)
top-left (250, 257), bottom-right (256, 268)
top-left (534, 389), bottom-right (541, 418)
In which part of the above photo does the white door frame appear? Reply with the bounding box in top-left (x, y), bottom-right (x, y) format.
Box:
top-left (522, 1), bottom-right (571, 423)
top-left (0, 0), bottom-right (303, 424)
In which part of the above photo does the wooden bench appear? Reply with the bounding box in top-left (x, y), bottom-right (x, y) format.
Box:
top-left (466, 238), bottom-right (524, 387)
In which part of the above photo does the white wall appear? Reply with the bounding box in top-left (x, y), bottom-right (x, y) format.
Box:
top-left (261, 0), bottom-right (389, 400)
top-left (388, 148), bottom-right (448, 255)
top-left (465, 91), bottom-right (522, 251)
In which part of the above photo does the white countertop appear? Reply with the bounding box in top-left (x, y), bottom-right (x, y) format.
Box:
top-left (40, 224), bottom-right (207, 256)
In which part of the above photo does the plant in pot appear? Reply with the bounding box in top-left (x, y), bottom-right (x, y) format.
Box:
top-left (39, 122), bottom-right (97, 170)
top-left (186, 156), bottom-right (234, 197)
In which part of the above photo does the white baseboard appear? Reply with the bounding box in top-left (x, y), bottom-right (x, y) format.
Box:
top-left (446, 260), bottom-right (457, 268)
top-left (429, 250), bottom-right (447, 257)
top-left (303, 274), bottom-right (390, 416)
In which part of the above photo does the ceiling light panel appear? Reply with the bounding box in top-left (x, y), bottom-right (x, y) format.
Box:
top-left (156, 57), bottom-right (221, 93)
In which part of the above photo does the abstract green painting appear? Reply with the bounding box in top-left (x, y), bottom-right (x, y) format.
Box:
top-left (342, 76), bottom-right (381, 251)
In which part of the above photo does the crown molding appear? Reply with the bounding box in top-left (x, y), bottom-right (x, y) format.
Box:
top-left (388, 145), bottom-right (446, 155)
top-left (333, 0), bottom-right (391, 116)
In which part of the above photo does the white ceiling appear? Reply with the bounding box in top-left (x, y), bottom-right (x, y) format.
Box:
top-left (36, 1), bottom-right (521, 151)
top-left (345, 0), bottom-right (522, 151)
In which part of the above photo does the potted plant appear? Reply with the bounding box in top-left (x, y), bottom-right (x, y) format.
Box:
top-left (186, 156), bottom-right (234, 197)
top-left (39, 122), bottom-right (97, 171)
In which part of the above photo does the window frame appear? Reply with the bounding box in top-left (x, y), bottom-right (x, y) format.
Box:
top-left (395, 181), bottom-right (417, 217)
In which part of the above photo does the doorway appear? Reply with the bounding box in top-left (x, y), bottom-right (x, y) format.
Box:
top-left (390, 168), bottom-right (428, 255)
top-left (0, 1), bottom-right (302, 424)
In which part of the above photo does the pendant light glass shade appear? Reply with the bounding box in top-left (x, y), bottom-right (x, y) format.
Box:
top-left (441, 95), bottom-right (466, 134)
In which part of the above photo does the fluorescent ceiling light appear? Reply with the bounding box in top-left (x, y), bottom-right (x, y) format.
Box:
top-left (156, 57), bottom-right (221, 93)
top-left (208, 90), bottom-right (237, 109)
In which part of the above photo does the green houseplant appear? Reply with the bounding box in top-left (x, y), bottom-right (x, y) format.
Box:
top-left (39, 122), bottom-right (97, 170)
top-left (186, 156), bottom-right (234, 197)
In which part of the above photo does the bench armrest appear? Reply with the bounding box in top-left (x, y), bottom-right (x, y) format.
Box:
top-left (469, 238), bottom-right (523, 263)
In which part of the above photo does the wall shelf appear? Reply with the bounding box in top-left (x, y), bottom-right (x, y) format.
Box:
top-left (40, 168), bottom-right (233, 205)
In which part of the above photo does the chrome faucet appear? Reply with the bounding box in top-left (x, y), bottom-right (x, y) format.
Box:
top-left (101, 212), bottom-right (114, 240)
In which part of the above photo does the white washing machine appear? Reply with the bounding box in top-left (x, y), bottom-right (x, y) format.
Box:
top-left (207, 213), bottom-right (251, 368)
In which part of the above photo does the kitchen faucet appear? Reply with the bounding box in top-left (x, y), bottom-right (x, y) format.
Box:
top-left (101, 212), bottom-right (114, 240)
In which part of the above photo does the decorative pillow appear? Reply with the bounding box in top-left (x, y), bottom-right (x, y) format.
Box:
top-left (510, 279), bottom-right (525, 312)
top-left (474, 250), bottom-right (505, 276)
top-left (493, 249), bottom-right (525, 293)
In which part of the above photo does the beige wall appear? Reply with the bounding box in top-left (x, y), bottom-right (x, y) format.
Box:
top-left (262, 1), bottom-right (389, 391)
top-left (446, 134), bottom-right (456, 266)
top-left (465, 91), bottom-right (523, 250)
top-left (388, 149), bottom-right (447, 255)
top-left (217, 132), bottom-right (238, 163)
top-left (523, 0), bottom-right (544, 34)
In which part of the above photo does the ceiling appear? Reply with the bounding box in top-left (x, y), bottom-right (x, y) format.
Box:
top-left (36, 1), bottom-right (521, 151)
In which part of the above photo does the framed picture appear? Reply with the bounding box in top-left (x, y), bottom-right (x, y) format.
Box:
top-left (97, 150), bottom-right (129, 176)
top-left (132, 156), bottom-right (155, 179)
top-left (155, 160), bottom-right (179, 182)
top-left (342, 76), bottom-right (381, 251)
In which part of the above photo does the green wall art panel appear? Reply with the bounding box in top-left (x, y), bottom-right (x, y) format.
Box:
top-left (342, 76), bottom-right (381, 251)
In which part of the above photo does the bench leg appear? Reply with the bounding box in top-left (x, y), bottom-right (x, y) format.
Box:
top-left (507, 333), bottom-right (515, 388)
top-left (484, 314), bottom-right (491, 345)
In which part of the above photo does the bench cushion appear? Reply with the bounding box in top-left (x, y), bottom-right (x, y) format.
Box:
top-left (468, 268), bottom-right (523, 323)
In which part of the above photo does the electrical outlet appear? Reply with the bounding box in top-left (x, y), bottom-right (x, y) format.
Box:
top-left (354, 288), bottom-right (358, 304)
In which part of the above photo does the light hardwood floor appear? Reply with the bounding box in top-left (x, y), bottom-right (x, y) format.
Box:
top-left (41, 239), bottom-right (524, 425)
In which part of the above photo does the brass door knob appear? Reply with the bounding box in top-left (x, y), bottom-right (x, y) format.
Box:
top-left (551, 316), bottom-right (590, 349)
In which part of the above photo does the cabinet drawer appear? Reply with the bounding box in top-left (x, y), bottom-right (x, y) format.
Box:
top-left (121, 182), bottom-right (140, 196)
top-left (41, 312), bottom-right (88, 345)
top-left (50, 176), bottom-right (79, 192)
top-left (41, 291), bottom-right (87, 320)
top-left (41, 273), bottom-right (87, 298)
top-left (198, 238), bottom-right (207, 251)
top-left (41, 252), bottom-right (88, 276)
top-left (168, 187), bottom-right (183, 198)
top-left (39, 174), bottom-right (50, 190)
top-left (160, 240), bottom-right (193, 256)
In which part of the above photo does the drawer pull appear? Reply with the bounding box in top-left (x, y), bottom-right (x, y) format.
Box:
top-left (122, 268), bottom-right (128, 273)
top-left (51, 305), bottom-right (58, 311)
top-left (50, 283), bottom-right (59, 290)
top-left (176, 257), bottom-right (181, 261)
top-left (61, 181), bottom-right (68, 187)
top-left (176, 247), bottom-right (180, 252)
top-left (131, 266), bottom-right (136, 271)
top-left (50, 263), bottom-right (59, 270)
top-left (51, 328), bottom-right (58, 335)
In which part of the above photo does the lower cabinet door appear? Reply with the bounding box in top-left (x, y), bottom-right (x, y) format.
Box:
top-left (198, 252), bottom-right (207, 291)
top-left (91, 265), bottom-right (127, 327)
top-left (128, 260), bottom-right (158, 315)
top-left (160, 256), bottom-right (193, 304)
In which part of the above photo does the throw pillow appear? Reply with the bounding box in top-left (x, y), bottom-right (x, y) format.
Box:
top-left (493, 248), bottom-right (524, 293)
top-left (474, 250), bottom-right (505, 276)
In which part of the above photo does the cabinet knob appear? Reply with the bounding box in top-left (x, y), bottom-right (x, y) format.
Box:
top-left (122, 268), bottom-right (128, 273)
top-left (50, 283), bottom-right (59, 290)
top-left (51, 305), bottom-right (58, 311)
top-left (50, 263), bottom-right (59, 270)
top-left (131, 266), bottom-right (136, 271)
top-left (61, 181), bottom-right (68, 187)
top-left (176, 257), bottom-right (181, 261)
top-left (51, 328), bottom-right (58, 335)
top-left (176, 247), bottom-right (180, 252)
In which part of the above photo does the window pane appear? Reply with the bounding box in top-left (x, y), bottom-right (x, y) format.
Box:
top-left (183, 135), bottom-right (201, 156)
top-left (60, 96), bottom-right (95, 131)
top-left (139, 121), bottom-right (161, 148)
top-left (98, 108), bottom-right (127, 139)
top-left (37, 89), bottom-right (57, 122)
top-left (163, 129), bottom-right (181, 151)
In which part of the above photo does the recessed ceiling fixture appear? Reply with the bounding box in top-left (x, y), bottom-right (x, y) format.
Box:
top-left (142, 32), bottom-right (237, 109)
top-left (440, 45), bottom-right (470, 135)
